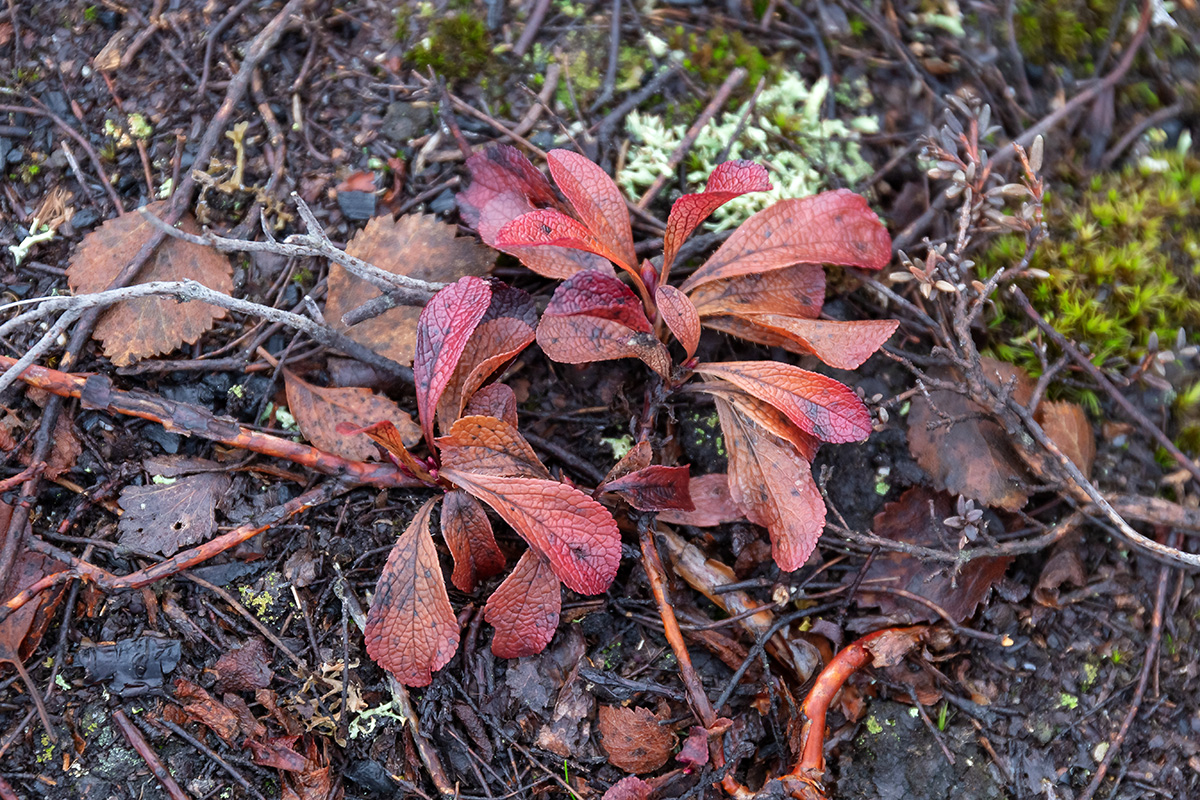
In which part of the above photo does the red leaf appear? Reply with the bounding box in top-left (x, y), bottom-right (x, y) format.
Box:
top-left (603, 465), bottom-right (694, 512)
top-left (662, 160), bottom-right (772, 273)
top-left (364, 498), bottom-right (459, 686)
top-left (598, 705), bottom-right (676, 773)
top-left (693, 381), bottom-right (820, 461)
top-left (689, 264), bottom-right (825, 319)
top-left (601, 439), bottom-right (653, 484)
top-left (547, 149), bottom-right (638, 269)
top-left (436, 284), bottom-right (537, 429)
top-left (437, 415), bottom-right (550, 478)
top-left (457, 145), bottom-right (561, 234)
top-left (710, 315), bottom-right (899, 370)
top-left (483, 549), bottom-right (561, 658)
top-left (657, 473), bottom-right (743, 527)
top-left (247, 735), bottom-right (309, 772)
top-left (463, 383), bottom-right (518, 427)
top-left (414, 276), bottom-right (493, 445)
top-left (544, 270), bottom-right (652, 333)
top-left (339, 420), bottom-right (433, 482)
top-left (442, 489), bottom-right (506, 593)
top-left (537, 314), bottom-right (672, 379)
top-left (440, 470), bottom-right (621, 595)
top-left (676, 726), bottom-right (710, 768)
top-left (655, 285), bottom-right (700, 360)
top-left (715, 398), bottom-right (825, 571)
top-left (602, 776), bottom-right (655, 800)
top-left (695, 361), bottom-right (871, 443)
top-left (495, 209), bottom-right (635, 272)
top-left (679, 190), bottom-right (892, 293)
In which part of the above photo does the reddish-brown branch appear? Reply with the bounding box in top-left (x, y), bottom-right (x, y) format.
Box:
top-left (0, 356), bottom-right (422, 490)
top-left (113, 709), bottom-right (191, 800)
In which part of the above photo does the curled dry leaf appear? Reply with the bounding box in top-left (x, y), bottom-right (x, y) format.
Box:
top-left (677, 726), bottom-right (710, 769)
top-left (441, 489), bottom-right (506, 593)
top-left (66, 200), bottom-right (233, 365)
top-left (484, 548), bottom-right (561, 658)
top-left (662, 160), bottom-right (772, 273)
top-left (324, 214), bottom-right (495, 366)
top-left (654, 285), bottom-right (700, 360)
top-left (697, 361), bottom-right (872, 444)
top-left (0, 512), bottom-right (68, 666)
top-left (364, 498), bottom-right (459, 687)
top-left (857, 487), bottom-right (1013, 623)
top-left (117, 472), bottom-right (231, 557)
top-left (679, 190), bottom-right (892, 293)
top-left (598, 705), bottom-right (675, 774)
top-left (715, 398), bottom-right (825, 571)
top-left (283, 370), bottom-right (420, 462)
top-left (906, 359), bottom-right (1034, 511)
top-left (440, 470), bottom-right (621, 595)
top-left (657, 473), bottom-right (743, 527)
top-left (602, 439), bottom-right (653, 485)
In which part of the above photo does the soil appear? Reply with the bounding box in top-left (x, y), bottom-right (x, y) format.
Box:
top-left (1, 2), bottom-right (1199, 800)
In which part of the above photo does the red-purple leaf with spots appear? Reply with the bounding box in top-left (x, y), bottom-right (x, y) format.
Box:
top-left (338, 420), bottom-right (433, 483)
top-left (537, 314), bottom-right (672, 379)
top-left (602, 465), bottom-right (694, 512)
top-left (707, 315), bottom-right (898, 370)
top-left (662, 160), bottom-right (771, 273)
top-left (364, 498), bottom-right (459, 686)
top-left (495, 209), bottom-right (635, 271)
top-left (689, 264), bottom-right (826, 319)
top-left (693, 381), bottom-right (821, 461)
top-left (484, 549), bottom-right (561, 658)
top-left (696, 361), bottom-right (872, 444)
top-left (414, 276), bottom-right (493, 445)
top-left (463, 383), bottom-right (519, 428)
top-left (544, 271), bottom-right (652, 332)
top-left (657, 473), bottom-right (743, 527)
top-left (437, 415), bottom-right (549, 479)
top-left (654, 285), bottom-right (700, 360)
top-left (679, 190), bottom-right (892, 293)
top-left (441, 489), bottom-right (506, 593)
top-left (546, 149), bottom-right (638, 269)
top-left (439, 469), bottom-right (621, 595)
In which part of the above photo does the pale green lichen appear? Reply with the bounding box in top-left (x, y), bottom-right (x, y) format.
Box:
top-left (619, 70), bottom-right (878, 230)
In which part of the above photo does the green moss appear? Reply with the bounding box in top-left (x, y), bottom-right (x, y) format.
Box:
top-left (406, 12), bottom-right (491, 81)
top-left (667, 29), bottom-right (780, 100)
top-left (1013, 0), bottom-right (1120, 69)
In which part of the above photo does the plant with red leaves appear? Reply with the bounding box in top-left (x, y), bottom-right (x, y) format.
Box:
top-left (460, 145), bottom-right (897, 573)
top-left (347, 276), bottom-right (621, 686)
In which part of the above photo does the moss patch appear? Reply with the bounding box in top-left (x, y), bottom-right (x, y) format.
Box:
top-left (406, 12), bottom-right (491, 82)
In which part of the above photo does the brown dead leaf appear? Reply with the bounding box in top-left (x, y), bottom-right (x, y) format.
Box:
top-left (1033, 530), bottom-right (1086, 608)
top-left (174, 678), bottom-right (242, 744)
top-left (0, 505), bottom-right (69, 666)
top-left (117, 472), bottom-right (231, 556)
top-left (325, 214), bottom-right (494, 365)
top-left (906, 359), bottom-right (1033, 511)
top-left (36, 409), bottom-right (80, 480)
top-left (214, 639), bottom-right (274, 693)
top-left (66, 201), bottom-right (234, 365)
top-left (857, 487), bottom-right (1013, 623)
top-left (283, 370), bottom-right (420, 462)
top-left (1036, 401), bottom-right (1095, 479)
top-left (598, 705), bottom-right (675, 774)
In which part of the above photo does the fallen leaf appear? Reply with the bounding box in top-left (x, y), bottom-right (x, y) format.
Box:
top-left (657, 474), bottom-right (742, 527)
top-left (248, 734), bottom-right (309, 772)
top-left (1033, 530), bottom-right (1086, 608)
top-left (655, 285), bottom-right (700, 360)
top-left (440, 470), bottom-right (621, 595)
top-left (598, 705), bottom-right (675, 774)
top-left (602, 440), bottom-right (653, 484)
top-left (0, 517), bottom-right (68, 667)
top-left (689, 264), bottom-right (825, 318)
top-left (324, 214), bottom-right (495, 366)
top-left (441, 489), bottom-right (506, 593)
top-left (715, 398), bottom-right (825, 571)
top-left (602, 776), bottom-right (655, 800)
top-left (484, 549), bottom-right (561, 658)
top-left (33, 409), bottom-right (80, 480)
top-left (546, 149), bottom-right (637, 269)
top-left (857, 488), bottom-right (1013, 623)
top-left (679, 190), bottom-right (892, 293)
top-left (175, 677), bottom-right (241, 743)
top-left (335, 171), bottom-right (377, 194)
top-left (437, 415), bottom-right (550, 478)
top-left (117, 472), bottom-right (231, 556)
top-left (67, 201), bottom-right (233, 365)
top-left (284, 370), bottom-right (420, 462)
top-left (364, 498), bottom-right (459, 686)
top-left (1036, 401), bottom-right (1095, 479)
top-left (906, 360), bottom-right (1033, 511)
top-left (213, 638), bottom-right (274, 693)
top-left (414, 276), bottom-right (493, 444)
top-left (602, 465), bottom-right (694, 512)
top-left (662, 160), bottom-right (772, 273)
top-left (676, 726), bottom-right (709, 769)
top-left (697, 361), bottom-right (872, 444)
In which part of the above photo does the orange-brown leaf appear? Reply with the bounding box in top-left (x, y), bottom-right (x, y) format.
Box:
top-left (547, 149), bottom-right (637, 269)
top-left (67, 201), bottom-right (233, 365)
top-left (679, 191), bottom-right (891, 293)
top-left (537, 314), bottom-right (672, 379)
top-left (483, 549), bottom-right (561, 658)
top-left (715, 399), bottom-right (825, 571)
top-left (463, 384), bottom-right (518, 427)
top-left (688, 264), bottom-right (825, 318)
top-left (603, 465), bottom-right (694, 512)
top-left (1036, 401), bottom-right (1095, 479)
top-left (325, 214), bottom-right (495, 366)
top-left (364, 498), bottom-right (459, 686)
top-left (437, 415), bottom-right (549, 479)
top-left (442, 489), bottom-right (506, 593)
top-left (440, 470), bottom-right (621, 595)
top-left (696, 361), bottom-right (872, 443)
top-left (598, 705), bottom-right (675, 774)
top-left (662, 160), bottom-right (772, 272)
top-left (706, 315), bottom-right (899, 370)
top-left (657, 473), bottom-right (743, 527)
top-left (284, 370), bottom-right (420, 462)
top-left (339, 420), bottom-right (433, 482)
top-left (655, 285), bottom-right (700, 360)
